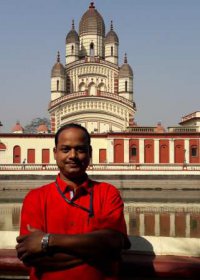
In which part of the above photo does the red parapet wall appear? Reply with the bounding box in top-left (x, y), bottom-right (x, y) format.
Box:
top-left (0, 249), bottom-right (200, 279)
top-left (0, 249), bottom-right (29, 277)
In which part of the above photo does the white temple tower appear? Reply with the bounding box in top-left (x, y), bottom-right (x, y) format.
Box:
top-left (48, 2), bottom-right (136, 133)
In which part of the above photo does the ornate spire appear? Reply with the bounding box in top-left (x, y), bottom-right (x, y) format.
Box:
top-left (89, 2), bottom-right (95, 9)
top-left (124, 53), bottom-right (127, 63)
top-left (72, 19), bottom-right (75, 30)
top-left (57, 51), bottom-right (60, 63)
top-left (110, 20), bottom-right (113, 31)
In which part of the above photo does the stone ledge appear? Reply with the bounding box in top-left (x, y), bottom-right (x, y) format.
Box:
top-left (0, 249), bottom-right (200, 279)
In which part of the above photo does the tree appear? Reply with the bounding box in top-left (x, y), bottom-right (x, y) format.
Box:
top-left (24, 117), bottom-right (51, 134)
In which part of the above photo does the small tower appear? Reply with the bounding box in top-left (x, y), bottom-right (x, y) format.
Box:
top-left (118, 53), bottom-right (134, 101)
top-left (51, 51), bottom-right (66, 101)
top-left (65, 20), bottom-right (79, 64)
top-left (105, 21), bottom-right (119, 65)
top-left (12, 121), bottom-right (24, 134)
top-left (37, 123), bottom-right (49, 134)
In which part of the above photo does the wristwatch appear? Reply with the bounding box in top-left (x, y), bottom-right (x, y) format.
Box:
top-left (41, 233), bottom-right (51, 252)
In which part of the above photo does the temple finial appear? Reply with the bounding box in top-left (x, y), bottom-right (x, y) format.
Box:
top-left (124, 53), bottom-right (127, 63)
top-left (89, 2), bottom-right (95, 9)
top-left (110, 20), bottom-right (113, 31)
top-left (72, 19), bottom-right (75, 30)
top-left (57, 51), bottom-right (60, 63)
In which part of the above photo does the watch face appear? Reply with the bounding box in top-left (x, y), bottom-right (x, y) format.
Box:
top-left (41, 233), bottom-right (50, 252)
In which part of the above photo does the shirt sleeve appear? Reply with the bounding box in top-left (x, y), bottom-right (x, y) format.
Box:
top-left (20, 189), bottom-right (45, 235)
top-left (94, 183), bottom-right (128, 236)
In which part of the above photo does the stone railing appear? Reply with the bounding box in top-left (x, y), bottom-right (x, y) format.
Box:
top-left (0, 164), bottom-right (58, 171)
top-left (168, 126), bottom-right (198, 133)
top-left (181, 111), bottom-right (200, 122)
top-left (49, 90), bottom-right (134, 110)
top-left (49, 91), bottom-right (87, 109)
top-left (99, 91), bottom-right (133, 107)
top-left (0, 163), bottom-right (200, 173)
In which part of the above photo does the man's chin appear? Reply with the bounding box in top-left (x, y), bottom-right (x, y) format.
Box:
top-left (63, 169), bottom-right (86, 179)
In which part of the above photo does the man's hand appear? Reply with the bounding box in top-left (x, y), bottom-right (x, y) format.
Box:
top-left (16, 225), bottom-right (45, 262)
top-left (16, 225), bottom-right (84, 270)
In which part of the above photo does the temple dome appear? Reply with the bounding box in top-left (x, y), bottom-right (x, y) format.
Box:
top-left (66, 20), bottom-right (79, 44)
top-left (119, 54), bottom-right (133, 78)
top-left (105, 21), bottom-right (119, 44)
top-left (51, 52), bottom-right (65, 78)
top-left (79, 2), bottom-right (105, 37)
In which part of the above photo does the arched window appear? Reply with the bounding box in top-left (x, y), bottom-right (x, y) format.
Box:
top-left (90, 42), bottom-right (94, 56)
top-left (57, 80), bottom-right (59, 91)
top-left (130, 146), bottom-right (137, 157)
top-left (98, 82), bottom-right (106, 92)
top-left (0, 143), bottom-right (6, 150)
top-left (111, 46), bottom-right (113, 56)
top-left (79, 82), bottom-right (86, 92)
top-left (125, 81), bottom-right (128, 92)
top-left (71, 45), bottom-right (74, 54)
top-left (191, 146), bottom-right (197, 157)
top-left (88, 82), bottom-right (96, 95)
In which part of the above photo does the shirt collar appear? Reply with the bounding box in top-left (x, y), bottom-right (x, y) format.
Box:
top-left (56, 173), bottom-right (92, 194)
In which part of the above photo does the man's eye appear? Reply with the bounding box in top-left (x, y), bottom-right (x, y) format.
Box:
top-left (77, 147), bottom-right (88, 153)
top-left (61, 148), bottom-right (70, 153)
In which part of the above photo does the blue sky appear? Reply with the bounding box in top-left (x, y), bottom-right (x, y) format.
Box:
top-left (0, 0), bottom-right (200, 132)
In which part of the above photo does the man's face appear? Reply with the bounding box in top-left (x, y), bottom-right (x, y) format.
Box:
top-left (54, 127), bottom-right (91, 181)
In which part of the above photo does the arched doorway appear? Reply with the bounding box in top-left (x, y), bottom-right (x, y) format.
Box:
top-left (160, 144), bottom-right (169, 163)
top-left (175, 144), bottom-right (184, 163)
top-left (144, 144), bottom-right (154, 163)
top-left (13, 146), bottom-right (21, 163)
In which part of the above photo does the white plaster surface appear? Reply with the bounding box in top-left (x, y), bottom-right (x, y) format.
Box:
top-left (1, 232), bottom-right (200, 257)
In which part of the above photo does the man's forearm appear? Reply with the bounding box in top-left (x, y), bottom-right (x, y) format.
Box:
top-left (23, 252), bottom-right (84, 271)
top-left (16, 228), bottom-right (130, 265)
top-left (48, 229), bottom-right (126, 260)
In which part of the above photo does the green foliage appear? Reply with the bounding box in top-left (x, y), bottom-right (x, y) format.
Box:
top-left (24, 117), bottom-right (51, 134)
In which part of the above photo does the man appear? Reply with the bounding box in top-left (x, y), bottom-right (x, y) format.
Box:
top-left (16, 123), bottom-right (130, 280)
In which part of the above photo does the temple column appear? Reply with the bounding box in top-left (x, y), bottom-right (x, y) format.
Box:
top-left (154, 139), bottom-right (159, 164)
top-left (124, 139), bottom-right (129, 163)
top-left (139, 139), bottom-right (144, 164)
top-left (107, 138), bottom-right (114, 163)
top-left (169, 139), bottom-right (174, 164)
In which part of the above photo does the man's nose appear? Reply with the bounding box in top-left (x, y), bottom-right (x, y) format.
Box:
top-left (69, 148), bottom-right (77, 158)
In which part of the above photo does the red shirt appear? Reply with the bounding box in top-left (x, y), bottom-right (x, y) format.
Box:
top-left (20, 174), bottom-right (128, 280)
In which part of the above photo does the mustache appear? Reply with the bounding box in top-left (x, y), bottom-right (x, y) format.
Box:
top-left (65, 160), bottom-right (81, 164)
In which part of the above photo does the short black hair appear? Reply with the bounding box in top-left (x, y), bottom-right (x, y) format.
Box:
top-left (55, 123), bottom-right (91, 147)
